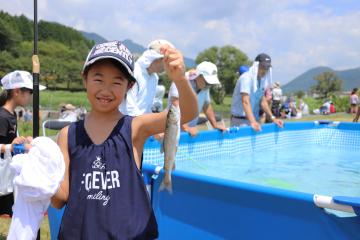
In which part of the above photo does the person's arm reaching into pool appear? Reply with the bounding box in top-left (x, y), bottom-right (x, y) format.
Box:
top-left (241, 93), bottom-right (261, 131)
top-left (260, 96), bottom-right (283, 128)
top-left (203, 103), bottom-right (226, 132)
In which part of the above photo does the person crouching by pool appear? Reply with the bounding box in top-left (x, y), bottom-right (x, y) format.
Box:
top-left (168, 62), bottom-right (226, 137)
top-left (230, 53), bottom-right (283, 131)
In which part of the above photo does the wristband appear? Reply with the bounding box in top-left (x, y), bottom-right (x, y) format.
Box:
top-left (271, 116), bottom-right (276, 120)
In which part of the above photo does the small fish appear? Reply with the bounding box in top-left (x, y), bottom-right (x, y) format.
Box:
top-left (159, 104), bottom-right (180, 193)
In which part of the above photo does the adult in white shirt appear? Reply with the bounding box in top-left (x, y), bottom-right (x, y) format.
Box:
top-left (230, 53), bottom-right (283, 131)
top-left (120, 39), bottom-right (173, 116)
top-left (271, 81), bottom-right (282, 117)
top-left (168, 61), bottom-right (226, 136)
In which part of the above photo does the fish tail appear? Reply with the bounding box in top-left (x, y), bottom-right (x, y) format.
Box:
top-left (158, 171), bottom-right (173, 194)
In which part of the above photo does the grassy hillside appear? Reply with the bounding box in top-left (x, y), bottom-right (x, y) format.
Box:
top-left (283, 66), bottom-right (360, 93)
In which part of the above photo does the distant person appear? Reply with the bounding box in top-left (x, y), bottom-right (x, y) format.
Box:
top-left (23, 108), bottom-right (32, 122)
top-left (59, 104), bottom-right (77, 122)
top-left (349, 88), bottom-right (358, 114)
top-left (230, 53), bottom-right (283, 131)
top-left (353, 105), bottom-right (360, 122)
top-left (238, 65), bottom-right (249, 76)
top-left (120, 39), bottom-right (174, 116)
top-left (298, 99), bottom-right (309, 115)
top-left (168, 62), bottom-right (226, 136)
top-left (330, 102), bottom-right (336, 114)
top-left (320, 100), bottom-right (331, 115)
top-left (271, 81), bottom-right (282, 117)
top-left (75, 104), bottom-right (87, 121)
top-left (260, 87), bottom-right (273, 123)
top-left (152, 83), bottom-right (165, 113)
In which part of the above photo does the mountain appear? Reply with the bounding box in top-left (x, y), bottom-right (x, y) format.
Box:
top-left (81, 33), bottom-right (196, 68)
top-left (122, 39), bottom-right (146, 53)
top-left (80, 31), bottom-right (107, 44)
top-left (283, 66), bottom-right (360, 93)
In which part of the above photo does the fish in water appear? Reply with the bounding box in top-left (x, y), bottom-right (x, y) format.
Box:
top-left (159, 104), bottom-right (180, 193)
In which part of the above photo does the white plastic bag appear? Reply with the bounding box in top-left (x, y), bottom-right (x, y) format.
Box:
top-left (0, 145), bottom-right (15, 196)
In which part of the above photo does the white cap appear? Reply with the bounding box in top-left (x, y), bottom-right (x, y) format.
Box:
top-left (1, 70), bottom-right (46, 90)
top-left (196, 61), bottom-right (220, 85)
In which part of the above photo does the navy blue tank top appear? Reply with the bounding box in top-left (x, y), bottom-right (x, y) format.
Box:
top-left (58, 116), bottom-right (158, 239)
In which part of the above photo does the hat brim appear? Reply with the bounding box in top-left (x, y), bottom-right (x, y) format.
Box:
top-left (203, 74), bottom-right (220, 85)
top-left (25, 84), bottom-right (46, 91)
top-left (83, 56), bottom-right (137, 82)
top-left (7, 83), bottom-right (47, 91)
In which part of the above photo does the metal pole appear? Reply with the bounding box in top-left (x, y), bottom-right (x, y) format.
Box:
top-left (33, 0), bottom-right (40, 138)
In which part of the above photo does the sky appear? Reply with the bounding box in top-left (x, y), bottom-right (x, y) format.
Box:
top-left (1, 0), bottom-right (360, 84)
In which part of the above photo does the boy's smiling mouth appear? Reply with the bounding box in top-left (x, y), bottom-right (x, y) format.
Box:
top-left (96, 97), bottom-right (113, 103)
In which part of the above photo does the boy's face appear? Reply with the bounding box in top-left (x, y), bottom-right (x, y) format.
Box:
top-left (84, 60), bottom-right (131, 113)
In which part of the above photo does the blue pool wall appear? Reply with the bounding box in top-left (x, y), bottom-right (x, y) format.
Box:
top-left (48, 122), bottom-right (360, 239)
top-left (143, 122), bottom-right (360, 239)
top-left (147, 166), bottom-right (360, 240)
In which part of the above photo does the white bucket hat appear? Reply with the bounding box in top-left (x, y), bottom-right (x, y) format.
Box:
top-left (1, 70), bottom-right (46, 90)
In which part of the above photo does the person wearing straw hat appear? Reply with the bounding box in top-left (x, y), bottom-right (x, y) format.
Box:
top-left (230, 53), bottom-right (283, 131)
top-left (168, 61), bottom-right (226, 137)
top-left (120, 39), bottom-right (174, 116)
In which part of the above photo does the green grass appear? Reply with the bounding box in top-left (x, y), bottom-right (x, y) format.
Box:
top-left (40, 90), bottom-right (89, 110)
top-left (284, 112), bottom-right (354, 122)
top-left (0, 217), bottom-right (51, 239)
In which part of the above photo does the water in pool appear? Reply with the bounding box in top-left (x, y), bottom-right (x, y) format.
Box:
top-left (176, 143), bottom-right (360, 197)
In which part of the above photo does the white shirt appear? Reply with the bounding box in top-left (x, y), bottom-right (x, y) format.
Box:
top-left (272, 88), bottom-right (282, 101)
top-left (168, 81), bottom-right (211, 127)
top-left (231, 73), bottom-right (267, 120)
top-left (120, 62), bottom-right (159, 116)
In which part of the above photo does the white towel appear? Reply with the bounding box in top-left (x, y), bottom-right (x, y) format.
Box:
top-left (7, 137), bottom-right (65, 240)
top-left (0, 145), bottom-right (14, 196)
top-left (248, 61), bottom-right (273, 90)
top-left (136, 49), bottom-right (163, 69)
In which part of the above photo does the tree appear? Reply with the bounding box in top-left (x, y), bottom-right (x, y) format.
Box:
top-left (295, 90), bottom-right (305, 99)
top-left (311, 71), bottom-right (342, 99)
top-left (196, 45), bottom-right (250, 104)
